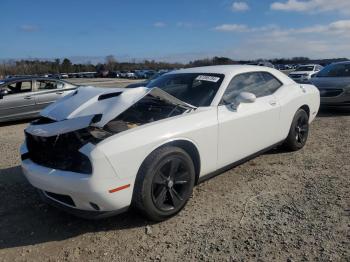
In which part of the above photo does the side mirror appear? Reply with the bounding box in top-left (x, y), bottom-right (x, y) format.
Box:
top-left (230, 92), bottom-right (256, 111)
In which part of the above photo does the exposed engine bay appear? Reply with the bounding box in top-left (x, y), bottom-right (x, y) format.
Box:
top-left (23, 87), bottom-right (194, 173)
top-left (103, 94), bottom-right (190, 134)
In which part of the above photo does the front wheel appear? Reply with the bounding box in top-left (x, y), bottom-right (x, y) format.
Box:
top-left (133, 146), bottom-right (195, 221)
top-left (283, 109), bottom-right (309, 151)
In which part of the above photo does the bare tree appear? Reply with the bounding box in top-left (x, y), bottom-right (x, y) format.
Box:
top-left (105, 55), bottom-right (117, 71)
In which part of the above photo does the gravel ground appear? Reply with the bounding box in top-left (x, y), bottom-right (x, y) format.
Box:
top-left (0, 96), bottom-right (349, 261)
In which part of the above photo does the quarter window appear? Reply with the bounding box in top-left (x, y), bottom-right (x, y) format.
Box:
top-left (222, 72), bottom-right (282, 104)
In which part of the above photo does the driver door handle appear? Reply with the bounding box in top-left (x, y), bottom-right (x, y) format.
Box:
top-left (56, 91), bottom-right (64, 94)
top-left (24, 96), bottom-right (32, 100)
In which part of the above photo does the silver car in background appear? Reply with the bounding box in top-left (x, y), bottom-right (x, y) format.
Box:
top-left (311, 61), bottom-right (350, 108)
top-left (0, 77), bottom-right (77, 122)
top-left (289, 64), bottom-right (323, 83)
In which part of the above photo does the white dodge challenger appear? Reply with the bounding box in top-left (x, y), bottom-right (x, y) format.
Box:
top-left (20, 65), bottom-right (320, 221)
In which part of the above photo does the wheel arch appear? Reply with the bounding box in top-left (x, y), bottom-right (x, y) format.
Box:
top-left (164, 139), bottom-right (201, 184)
top-left (140, 138), bottom-right (202, 185)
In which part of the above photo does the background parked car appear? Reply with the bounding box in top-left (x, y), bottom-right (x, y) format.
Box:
top-left (288, 64), bottom-right (323, 83)
top-left (0, 77), bottom-right (77, 122)
top-left (134, 70), bottom-right (156, 79)
top-left (247, 61), bottom-right (275, 68)
top-left (275, 64), bottom-right (289, 71)
top-left (126, 71), bottom-right (137, 79)
top-left (119, 71), bottom-right (128, 78)
top-left (60, 73), bottom-right (69, 79)
top-left (134, 70), bottom-right (147, 79)
top-left (311, 61), bottom-right (350, 108)
top-left (107, 71), bottom-right (121, 78)
top-left (125, 71), bottom-right (167, 88)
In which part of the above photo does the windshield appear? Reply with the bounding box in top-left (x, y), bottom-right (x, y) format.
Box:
top-left (317, 63), bottom-right (350, 77)
top-left (147, 73), bottom-right (224, 107)
top-left (296, 66), bottom-right (314, 71)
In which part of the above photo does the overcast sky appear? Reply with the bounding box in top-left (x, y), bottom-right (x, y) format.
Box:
top-left (1, 0), bottom-right (350, 63)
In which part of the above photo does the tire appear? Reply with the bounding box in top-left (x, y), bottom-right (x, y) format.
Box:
top-left (283, 109), bottom-right (309, 151)
top-left (133, 146), bottom-right (195, 221)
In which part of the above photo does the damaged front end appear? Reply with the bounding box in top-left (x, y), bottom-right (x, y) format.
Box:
top-left (23, 86), bottom-right (196, 174)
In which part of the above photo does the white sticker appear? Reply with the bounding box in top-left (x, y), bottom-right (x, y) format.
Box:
top-left (195, 75), bottom-right (220, 83)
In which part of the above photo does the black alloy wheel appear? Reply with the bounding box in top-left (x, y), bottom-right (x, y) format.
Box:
top-left (284, 109), bottom-right (309, 151)
top-left (295, 113), bottom-right (309, 146)
top-left (151, 158), bottom-right (192, 212)
top-left (133, 146), bottom-right (195, 221)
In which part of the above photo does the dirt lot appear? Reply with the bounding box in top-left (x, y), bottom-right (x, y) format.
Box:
top-left (0, 79), bottom-right (349, 261)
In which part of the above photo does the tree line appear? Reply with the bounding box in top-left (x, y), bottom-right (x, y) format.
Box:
top-left (1, 55), bottom-right (348, 77)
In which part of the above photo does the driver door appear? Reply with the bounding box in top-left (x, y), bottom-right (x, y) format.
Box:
top-left (217, 72), bottom-right (282, 167)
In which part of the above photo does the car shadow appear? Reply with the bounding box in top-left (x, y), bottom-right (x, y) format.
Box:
top-left (0, 119), bottom-right (32, 127)
top-left (264, 146), bottom-right (291, 155)
top-left (0, 165), bottom-right (152, 250)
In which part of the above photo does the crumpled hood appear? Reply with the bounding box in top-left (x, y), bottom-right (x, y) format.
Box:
top-left (26, 86), bottom-right (195, 137)
top-left (40, 86), bottom-right (150, 126)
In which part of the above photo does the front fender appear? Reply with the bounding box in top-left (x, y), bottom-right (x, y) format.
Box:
top-left (95, 108), bottom-right (218, 180)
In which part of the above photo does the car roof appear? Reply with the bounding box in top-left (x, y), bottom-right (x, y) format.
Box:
top-left (167, 65), bottom-right (293, 83)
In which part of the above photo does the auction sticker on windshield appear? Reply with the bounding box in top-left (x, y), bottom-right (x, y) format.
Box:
top-left (195, 75), bottom-right (220, 82)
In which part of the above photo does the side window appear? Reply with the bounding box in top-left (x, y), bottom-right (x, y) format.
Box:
top-left (37, 80), bottom-right (61, 90)
top-left (222, 72), bottom-right (282, 104)
top-left (259, 72), bottom-right (282, 95)
top-left (2, 81), bottom-right (32, 95)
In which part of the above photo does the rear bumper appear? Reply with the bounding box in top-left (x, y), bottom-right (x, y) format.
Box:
top-left (20, 142), bottom-right (135, 215)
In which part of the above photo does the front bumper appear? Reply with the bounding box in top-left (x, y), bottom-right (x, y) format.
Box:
top-left (20, 142), bottom-right (134, 216)
top-left (37, 189), bottom-right (128, 219)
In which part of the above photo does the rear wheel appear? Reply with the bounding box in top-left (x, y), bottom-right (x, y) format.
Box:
top-left (283, 109), bottom-right (309, 151)
top-left (133, 146), bottom-right (195, 221)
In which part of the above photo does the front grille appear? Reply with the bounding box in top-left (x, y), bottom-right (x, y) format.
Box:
top-left (25, 130), bottom-right (93, 174)
top-left (45, 191), bottom-right (75, 206)
top-left (319, 89), bottom-right (343, 97)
